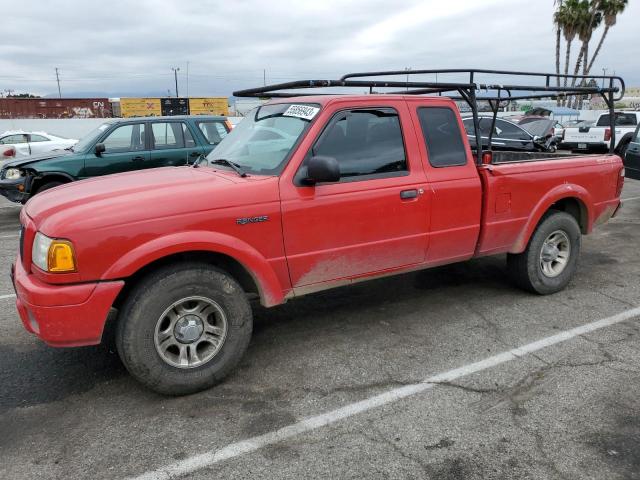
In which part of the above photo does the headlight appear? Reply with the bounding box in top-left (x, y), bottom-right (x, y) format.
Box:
top-left (4, 168), bottom-right (23, 180)
top-left (32, 232), bottom-right (77, 273)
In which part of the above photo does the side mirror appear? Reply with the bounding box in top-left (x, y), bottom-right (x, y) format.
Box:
top-left (94, 143), bottom-right (106, 156)
top-left (305, 156), bottom-right (340, 184)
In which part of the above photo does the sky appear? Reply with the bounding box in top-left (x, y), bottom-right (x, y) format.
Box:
top-left (1, 0), bottom-right (639, 98)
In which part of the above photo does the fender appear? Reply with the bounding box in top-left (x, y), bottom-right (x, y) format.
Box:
top-left (28, 170), bottom-right (76, 193)
top-left (101, 230), bottom-right (286, 307)
top-left (509, 183), bottom-right (592, 254)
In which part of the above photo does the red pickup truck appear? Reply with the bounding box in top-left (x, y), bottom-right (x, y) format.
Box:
top-left (12, 84), bottom-right (624, 394)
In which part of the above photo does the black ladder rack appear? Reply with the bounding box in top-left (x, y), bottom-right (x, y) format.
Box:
top-left (233, 68), bottom-right (625, 160)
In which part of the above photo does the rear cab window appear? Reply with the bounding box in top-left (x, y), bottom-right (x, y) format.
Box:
top-left (417, 107), bottom-right (468, 167)
top-left (308, 107), bottom-right (407, 182)
top-left (597, 113), bottom-right (638, 127)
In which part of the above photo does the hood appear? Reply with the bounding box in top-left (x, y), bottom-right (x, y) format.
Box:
top-left (24, 166), bottom-right (277, 236)
top-left (1, 150), bottom-right (73, 169)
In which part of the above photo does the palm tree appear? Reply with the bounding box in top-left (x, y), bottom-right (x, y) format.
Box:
top-left (554, 0), bottom-right (564, 104)
top-left (586, 0), bottom-right (628, 74)
top-left (569, 0), bottom-right (601, 108)
top-left (555, 0), bottom-right (581, 105)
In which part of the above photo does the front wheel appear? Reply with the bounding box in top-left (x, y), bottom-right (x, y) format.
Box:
top-left (116, 263), bottom-right (253, 395)
top-left (507, 211), bottom-right (581, 295)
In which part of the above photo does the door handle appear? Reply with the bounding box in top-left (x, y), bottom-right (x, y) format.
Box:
top-left (400, 189), bottom-right (418, 200)
top-left (131, 156), bottom-right (144, 161)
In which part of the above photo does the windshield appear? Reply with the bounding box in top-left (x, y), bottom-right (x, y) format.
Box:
top-left (73, 123), bottom-right (111, 152)
top-left (205, 103), bottom-right (320, 175)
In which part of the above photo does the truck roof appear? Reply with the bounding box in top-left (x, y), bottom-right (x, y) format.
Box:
top-left (266, 94), bottom-right (453, 106)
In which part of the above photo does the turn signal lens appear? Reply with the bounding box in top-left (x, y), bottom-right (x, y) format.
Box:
top-left (48, 241), bottom-right (76, 272)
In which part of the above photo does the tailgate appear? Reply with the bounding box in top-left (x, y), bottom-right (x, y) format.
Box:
top-left (563, 127), bottom-right (604, 143)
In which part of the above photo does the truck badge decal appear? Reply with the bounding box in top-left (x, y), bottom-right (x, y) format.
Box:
top-left (236, 215), bottom-right (269, 225)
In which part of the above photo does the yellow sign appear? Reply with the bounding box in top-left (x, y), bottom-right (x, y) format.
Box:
top-left (120, 98), bottom-right (162, 118)
top-left (188, 97), bottom-right (229, 116)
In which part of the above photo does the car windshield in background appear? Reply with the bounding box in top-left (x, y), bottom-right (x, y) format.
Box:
top-left (205, 103), bottom-right (320, 175)
top-left (72, 123), bottom-right (111, 152)
top-left (596, 113), bottom-right (638, 127)
top-left (518, 119), bottom-right (554, 137)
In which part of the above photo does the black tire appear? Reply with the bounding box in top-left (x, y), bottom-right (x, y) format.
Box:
top-left (115, 262), bottom-right (252, 395)
top-left (35, 181), bottom-right (64, 195)
top-left (507, 211), bottom-right (581, 295)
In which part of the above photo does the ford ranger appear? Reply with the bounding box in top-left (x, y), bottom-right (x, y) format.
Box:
top-left (11, 70), bottom-right (625, 395)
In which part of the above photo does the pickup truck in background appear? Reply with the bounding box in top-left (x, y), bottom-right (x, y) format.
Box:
top-left (563, 111), bottom-right (639, 157)
top-left (0, 115), bottom-right (231, 203)
top-left (11, 92), bottom-right (624, 395)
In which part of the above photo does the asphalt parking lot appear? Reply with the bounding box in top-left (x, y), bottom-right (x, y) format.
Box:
top-left (0, 180), bottom-right (639, 480)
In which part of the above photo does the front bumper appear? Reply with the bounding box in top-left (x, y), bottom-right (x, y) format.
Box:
top-left (11, 257), bottom-right (124, 347)
top-left (0, 177), bottom-right (29, 203)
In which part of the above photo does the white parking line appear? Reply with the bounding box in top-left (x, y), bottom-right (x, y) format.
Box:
top-left (622, 195), bottom-right (640, 202)
top-left (0, 234), bottom-right (19, 239)
top-left (0, 205), bottom-right (21, 209)
top-left (126, 306), bottom-right (640, 480)
top-left (0, 293), bottom-right (16, 300)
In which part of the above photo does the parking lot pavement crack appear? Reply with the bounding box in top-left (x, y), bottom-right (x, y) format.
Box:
top-left (304, 378), bottom-right (420, 397)
top-left (364, 422), bottom-right (432, 476)
top-left (461, 302), bottom-right (512, 349)
top-left (429, 381), bottom-right (501, 395)
top-left (593, 289), bottom-right (637, 308)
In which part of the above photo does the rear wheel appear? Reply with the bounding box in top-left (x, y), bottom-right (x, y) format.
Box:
top-left (115, 263), bottom-right (253, 395)
top-left (507, 211), bottom-right (581, 294)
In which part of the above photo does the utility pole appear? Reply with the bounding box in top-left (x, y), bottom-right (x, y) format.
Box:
top-left (171, 67), bottom-right (180, 97)
top-left (186, 61), bottom-right (189, 98)
top-left (405, 67), bottom-right (410, 91)
top-left (602, 68), bottom-right (608, 88)
top-left (263, 69), bottom-right (266, 86)
top-left (55, 67), bottom-right (61, 98)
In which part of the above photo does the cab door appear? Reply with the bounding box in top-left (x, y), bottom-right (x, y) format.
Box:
top-left (279, 102), bottom-right (429, 289)
top-left (625, 124), bottom-right (640, 180)
top-left (407, 100), bottom-right (482, 264)
top-left (82, 122), bottom-right (150, 177)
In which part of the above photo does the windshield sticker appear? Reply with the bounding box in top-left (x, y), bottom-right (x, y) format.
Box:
top-left (283, 105), bottom-right (320, 120)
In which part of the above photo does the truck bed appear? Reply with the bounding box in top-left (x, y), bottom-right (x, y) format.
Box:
top-left (489, 150), bottom-right (599, 164)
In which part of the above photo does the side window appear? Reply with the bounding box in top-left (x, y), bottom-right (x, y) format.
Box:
top-left (29, 134), bottom-right (49, 142)
top-left (0, 134), bottom-right (29, 144)
top-left (151, 122), bottom-right (184, 149)
top-left (634, 125), bottom-right (640, 143)
top-left (197, 121), bottom-right (228, 145)
top-left (312, 108), bottom-right (407, 180)
top-left (417, 107), bottom-right (467, 167)
top-left (102, 124), bottom-right (146, 153)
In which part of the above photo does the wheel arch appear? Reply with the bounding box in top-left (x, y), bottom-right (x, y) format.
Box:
top-left (615, 132), bottom-right (634, 154)
top-left (103, 231), bottom-right (288, 309)
top-left (30, 171), bottom-right (74, 193)
top-left (509, 185), bottom-right (591, 254)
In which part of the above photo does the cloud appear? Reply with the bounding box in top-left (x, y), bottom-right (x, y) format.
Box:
top-left (1, 0), bottom-right (637, 97)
